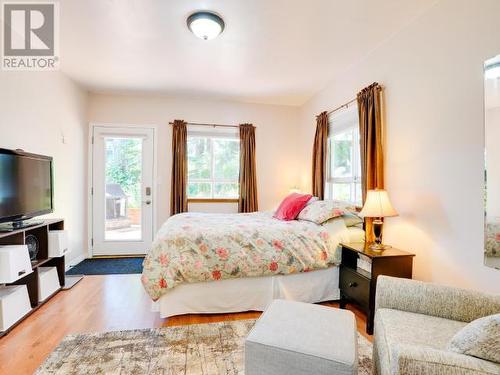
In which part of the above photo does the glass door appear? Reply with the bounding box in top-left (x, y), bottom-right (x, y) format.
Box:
top-left (91, 126), bottom-right (154, 256)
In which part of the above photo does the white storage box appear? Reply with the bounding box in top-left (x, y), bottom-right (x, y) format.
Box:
top-left (38, 267), bottom-right (60, 302)
top-left (48, 230), bottom-right (69, 257)
top-left (0, 245), bottom-right (33, 283)
top-left (0, 285), bottom-right (31, 332)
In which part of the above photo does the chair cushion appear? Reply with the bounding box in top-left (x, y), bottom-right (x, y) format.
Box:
top-left (245, 300), bottom-right (357, 375)
top-left (374, 308), bottom-right (467, 375)
top-left (448, 314), bottom-right (500, 364)
top-left (377, 308), bottom-right (468, 350)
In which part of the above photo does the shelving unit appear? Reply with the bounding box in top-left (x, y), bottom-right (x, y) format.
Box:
top-left (0, 219), bottom-right (65, 337)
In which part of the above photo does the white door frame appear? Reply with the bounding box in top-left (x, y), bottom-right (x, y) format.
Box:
top-left (88, 123), bottom-right (158, 258)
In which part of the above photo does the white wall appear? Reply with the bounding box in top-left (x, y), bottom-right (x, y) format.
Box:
top-left (0, 71), bottom-right (88, 265)
top-left (297, 0), bottom-right (500, 293)
top-left (88, 93), bottom-right (300, 228)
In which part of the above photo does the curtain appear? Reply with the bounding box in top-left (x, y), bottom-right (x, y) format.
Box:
top-left (170, 119), bottom-right (188, 215)
top-left (357, 82), bottom-right (384, 243)
top-left (312, 111), bottom-right (329, 199)
top-left (238, 124), bottom-right (258, 212)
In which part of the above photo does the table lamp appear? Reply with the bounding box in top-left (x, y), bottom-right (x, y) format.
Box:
top-left (359, 189), bottom-right (398, 251)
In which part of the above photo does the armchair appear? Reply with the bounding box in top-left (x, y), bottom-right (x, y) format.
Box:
top-left (373, 276), bottom-right (500, 375)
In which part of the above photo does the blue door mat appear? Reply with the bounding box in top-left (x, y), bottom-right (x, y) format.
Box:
top-left (66, 257), bottom-right (144, 275)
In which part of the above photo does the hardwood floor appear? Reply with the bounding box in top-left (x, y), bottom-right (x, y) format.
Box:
top-left (0, 274), bottom-right (371, 375)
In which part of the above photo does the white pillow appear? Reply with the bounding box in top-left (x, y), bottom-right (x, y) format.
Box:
top-left (297, 200), bottom-right (345, 224)
top-left (342, 211), bottom-right (363, 227)
top-left (447, 314), bottom-right (500, 363)
top-left (306, 196), bottom-right (319, 206)
top-left (321, 217), bottom-right (350, 243)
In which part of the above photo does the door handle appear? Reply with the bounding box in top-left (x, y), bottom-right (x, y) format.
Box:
top-left (143, 200), bottom-right (152, 205)
top-left (348, 282), bottom-right (358, 288)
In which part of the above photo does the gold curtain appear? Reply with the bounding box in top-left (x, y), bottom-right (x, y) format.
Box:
top-left (312, 111), bottom-right (329, 199)
top-left (357, 82), bottom-right (384, 243)
top-left (238, 124), bottom-right (258, 213)
top-left (170, 119), bottom-right (188, 215)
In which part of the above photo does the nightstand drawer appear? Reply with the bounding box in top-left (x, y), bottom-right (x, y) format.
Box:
top-left (339, 266), bottom-right (370, 309)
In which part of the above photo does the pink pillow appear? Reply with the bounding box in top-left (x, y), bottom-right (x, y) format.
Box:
top-left (274, 193), bottom-right (313, 221)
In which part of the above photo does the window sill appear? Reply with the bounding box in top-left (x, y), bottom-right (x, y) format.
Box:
top-left (187, 198), bottom-right (239, 203)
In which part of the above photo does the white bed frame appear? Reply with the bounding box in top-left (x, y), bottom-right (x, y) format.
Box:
top-left (153, 266), bottom-right (340, 318)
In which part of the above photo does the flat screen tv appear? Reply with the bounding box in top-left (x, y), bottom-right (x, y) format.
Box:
top-left (0, 148), bottom-right (53, 229)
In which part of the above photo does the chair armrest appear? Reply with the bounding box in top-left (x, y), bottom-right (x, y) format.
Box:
top-left (392, 344), bottom-right (500, 375)
top-left (375, 276), bottom-right (500, 322)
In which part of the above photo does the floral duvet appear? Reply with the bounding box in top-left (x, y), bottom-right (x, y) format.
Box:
top-left (141, 211), bottom-right (343, 301)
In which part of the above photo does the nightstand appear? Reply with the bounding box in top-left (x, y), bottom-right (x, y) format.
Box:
top-left (339, 242), bottom-right (415, 334)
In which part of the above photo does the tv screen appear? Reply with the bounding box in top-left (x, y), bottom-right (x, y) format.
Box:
top-left (0, 149), bottom-right (53, 223)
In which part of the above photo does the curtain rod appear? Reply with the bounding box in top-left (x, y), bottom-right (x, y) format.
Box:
top-left (169, 121), bottom-right (255, 129)
top-left (326, 98), bottom-right (357, 115)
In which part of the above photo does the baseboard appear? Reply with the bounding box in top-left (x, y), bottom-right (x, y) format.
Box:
top-left (65, 254), bottom-right (86, 271)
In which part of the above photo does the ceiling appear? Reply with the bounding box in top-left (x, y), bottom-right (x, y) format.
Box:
top-left (60, 0), bottom-right (436, 106)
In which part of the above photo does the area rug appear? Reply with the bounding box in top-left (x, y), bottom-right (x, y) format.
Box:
top-left (36, 319), bottom-right (372, 374)
top-left (65, 257), bottom-right (144, 275)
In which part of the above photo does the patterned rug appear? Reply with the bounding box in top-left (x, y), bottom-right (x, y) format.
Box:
top-left (36, 319), bottom-right (373, 374)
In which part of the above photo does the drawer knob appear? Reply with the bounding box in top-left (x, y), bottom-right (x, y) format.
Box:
top-left (349, 282), bottom-right (358, 288)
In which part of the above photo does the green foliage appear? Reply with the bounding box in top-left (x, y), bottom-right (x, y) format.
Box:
top-left (332, 137), bottom-right (352, 177)
top-left (188, 138), bottom-right (211, 179)
top-left (214, 139), bottom-right (239, 180)
top-left (105, 139), bottom-right (142, 208)
top-left (187, 137), bottom-right (239, 198)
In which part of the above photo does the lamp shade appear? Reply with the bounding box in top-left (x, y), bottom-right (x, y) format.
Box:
top-left (359, 189), bottom-right (398, 218)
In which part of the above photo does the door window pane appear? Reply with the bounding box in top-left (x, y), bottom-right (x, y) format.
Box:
top-left (104, 137), bottom-right (142, 241)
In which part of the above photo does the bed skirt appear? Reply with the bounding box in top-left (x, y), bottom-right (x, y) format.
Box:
top-left (152, 266), bottom-right (340, 318)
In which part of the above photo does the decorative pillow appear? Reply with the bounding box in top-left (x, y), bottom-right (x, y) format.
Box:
top-left (342, 211), bottom-right (363, 227)
top-left (297, 200), bottom-right (345, 224)
top-left (447, 314), bottom-right (500, 363)
top-left (306, 196), bottom-right (319, 206)
top-left (274, 193), bottom-right (313, 221)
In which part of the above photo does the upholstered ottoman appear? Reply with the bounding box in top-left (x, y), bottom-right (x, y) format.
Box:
top-left (245, 299), bottom-right (358, 375)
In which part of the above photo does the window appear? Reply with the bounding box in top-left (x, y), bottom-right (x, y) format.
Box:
top-left (187, 127), bottom-right (240, 199)
top-left (325, 104), bottom-right (362, 205)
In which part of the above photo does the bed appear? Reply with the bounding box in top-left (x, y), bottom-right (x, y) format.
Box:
top-left (141, 211), bottom-right (364, 318)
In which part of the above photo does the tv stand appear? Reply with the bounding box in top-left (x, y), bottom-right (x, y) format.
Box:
top-left (0, 220), bottom-right (44, 232)
top-left (0, 219), bottom-right (65, 337)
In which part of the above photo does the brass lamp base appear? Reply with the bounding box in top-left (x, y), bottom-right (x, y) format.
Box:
top-left (369, 218), bottom-right (391, 252)
top-left (369, 242), bottom-right (392, 252)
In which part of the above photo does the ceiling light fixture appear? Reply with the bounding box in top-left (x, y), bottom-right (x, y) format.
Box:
top-left (187, 11), bottom-right (225, 40)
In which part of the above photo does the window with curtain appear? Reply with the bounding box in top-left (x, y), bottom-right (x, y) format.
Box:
top-left (325, 104), bottom-right (362, 205)
top-left (187, 126), bottom-right (240, 199)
